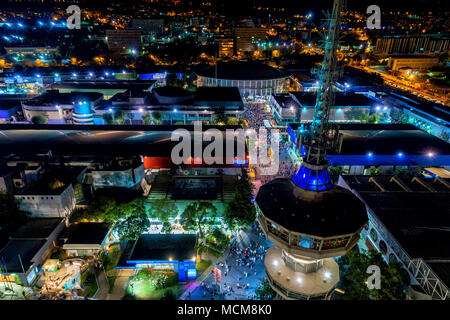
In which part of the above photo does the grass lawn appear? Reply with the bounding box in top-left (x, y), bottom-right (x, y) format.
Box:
top-left (128, 281), bottom-right (183, 300)
top-left (78, 270), bottom-right (98, 298)
top-left (99, 244), bottom-right (122, 271)
top-left (196, 259), bottom-right (212, 275)
top-left (107, 276), bottom-right (117, 294)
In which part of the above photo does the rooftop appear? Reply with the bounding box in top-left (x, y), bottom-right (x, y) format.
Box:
top-left (196, 61), bottom-right (290, 80)
top-left (0, 239), bottom-right (46, 273)
top-left (127, 234), bottom-right (197, 262)
top-left (11, 218), bottom-right (63, 239)
top-left (63, 223), bottom-right (110, 245)
top-left (0, 124), bottom-right (246, 159)
top-left (256, 178), bottom-right (367, 237)
top-left (290, 92), bottom-right (375, 107)
top-left (22, 90), bottom-right (103, 106)
top-left (289, 123), bottom-right (450, 159)
top-left (17, 166), bottom-right (84, 195)
top-left (341, 175), bottom-right (450, 262)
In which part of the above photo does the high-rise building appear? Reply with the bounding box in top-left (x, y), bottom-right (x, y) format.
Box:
top-left (374, 35), bottom-right (450, 57)
top-left (217, 37), bottom-right (234, 57)
top-left (234, 27), bottom-right (267, 54)
top-left (106, 29), bottom-right (142, 53)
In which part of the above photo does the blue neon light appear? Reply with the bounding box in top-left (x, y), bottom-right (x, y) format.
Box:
top-left (291, 165), bottom-right (333, 191)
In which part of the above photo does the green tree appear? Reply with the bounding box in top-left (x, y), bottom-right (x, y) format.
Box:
top-left (224, 169), bottom-right (256, 230)
top-left (368, 114), bottom-right (379, 124)
top-left (213, 107), bottom-right (227, 125)
top-left (166, 73), bottom-right (181, 87)
top-left (142, 112), bottom-right (151, 125)
top-left (152, 111), bottom-right (163, 125)
top-left (394, 167), bottom-right (410, 180)
top-left (359, 113), bottom-right (369, 123)
top-left (337, 249), bottom-right (407, 300)
top-left (227, 117), bottom-right (239, 126)
top-left (328, 165), bottom-right (343, 182)
top-left (31, 115), bottom-right (47, 124)
top-left (254, 278), bottom-right (276, 300)
top-left (114, 110), bottom-right (125, 125)
top-left (114, 213), bottom-right (149, 241)
top-left (210, 227), bottom-right (229, 248)
top-left (102, 113), bottom-right (113, 125)
top-left (369, 166), bottom-right (381, 176)
top-left (147, 198), bottom-right (178, 232)
top-left (161, 289), bottom-right (177, 300)
top-left (180, 201), bottom-right (218, 239)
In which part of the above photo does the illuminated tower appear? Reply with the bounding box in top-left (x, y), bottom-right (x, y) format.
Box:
top-left (73, 100), bottom-right (94, 125)
top-left (255, 0), bottom-right (368, 300)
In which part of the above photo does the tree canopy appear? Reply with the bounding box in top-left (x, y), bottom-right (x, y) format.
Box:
top-left (31, 115), bottom-right (47, 124)
top-left (152, 111), bottom-right (163, 125)
top-left (180, 201), bottom-right (218, 239)
top-left (114, 213), bottom-right (150, 241)
top-left (337, 249), bottom-right (407, 300)
top-left (255, 278), bottom-right (276, 300)
top-left (148, 198), bottom-right (178, 233)
top-left (224, 169), bottom-right (256, 230)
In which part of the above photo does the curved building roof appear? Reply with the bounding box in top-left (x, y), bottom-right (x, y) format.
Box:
top-left (195, 61), bottom-right (290, 80)
top-left (256, 178), bottom-right (367, 238)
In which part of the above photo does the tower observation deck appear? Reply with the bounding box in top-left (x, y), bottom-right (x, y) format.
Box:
top-left (255, 0), bottom-right (368, 300)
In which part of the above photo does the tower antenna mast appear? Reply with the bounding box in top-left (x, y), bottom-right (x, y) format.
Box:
top-left (292, 0), bottom-right (344, 191)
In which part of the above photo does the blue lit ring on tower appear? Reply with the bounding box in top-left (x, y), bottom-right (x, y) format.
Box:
top-left (291, 162), bottom-right (333, 191)
top-left (73, 101), bottom-right (94, 125)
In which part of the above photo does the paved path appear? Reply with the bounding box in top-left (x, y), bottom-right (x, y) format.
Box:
top-left (106, 276), bottom-right (130, 300)
top-left (181, 226), bottom-right (272, 300)
top-left (93, 271), bottom-right (110, 300)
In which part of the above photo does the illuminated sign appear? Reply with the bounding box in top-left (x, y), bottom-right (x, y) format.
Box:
top-left (187, 269), bottom-right (197, 279)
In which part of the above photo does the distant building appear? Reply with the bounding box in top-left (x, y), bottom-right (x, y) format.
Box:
top-left (21, 90), bottom-right (103, 124)
top-left (287, 123), bottom-right (450, 175)
top-left (387, 55), bottom-right (439, 71)
top-left (270, 91), bottom-right (377, 125)
top-left (106, 29), bottom-right (142, 53)
top-left (196, 61), bottom-right (290, 100)
top-left (131, 18), bottom-right (164, 34)
top-left (234, 27), bottom-right (267, 54)
top-left (94, 86), bottom-right (245, 124)
top-left (4, 46), bottom-right (58, 64)
top-left (217, 36), bottom-right (234, 57)
top-left (374, 35), bottom-right (450, 57)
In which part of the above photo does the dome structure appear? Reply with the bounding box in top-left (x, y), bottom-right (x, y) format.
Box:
top-left (256, 178), bottom-right (367, 238)
top-left (195, 61), bottom-right (291, 100)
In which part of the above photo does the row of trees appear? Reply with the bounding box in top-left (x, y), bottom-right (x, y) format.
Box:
top-left (71, 168), bottom-right (256, 243)
top-left (359, 113), bottom-right (380, 124)
top-left (102, 111), bottom-right (163, 125)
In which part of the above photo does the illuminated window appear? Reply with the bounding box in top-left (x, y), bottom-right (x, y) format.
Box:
top-left (379, 240), bottom-right (388, 254)
top-left (370, 228), bottom-right (378, 242)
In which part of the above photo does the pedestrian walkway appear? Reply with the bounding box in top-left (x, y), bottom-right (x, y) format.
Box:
top-left (181, 225), bottom-right (272, 300)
